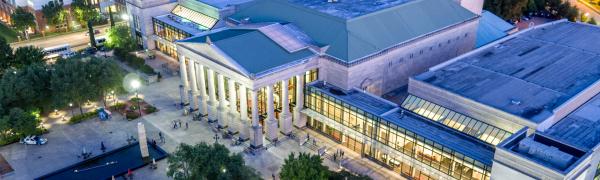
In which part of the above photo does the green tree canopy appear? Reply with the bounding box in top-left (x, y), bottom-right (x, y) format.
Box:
top-left (0, 108), bottom-right (40, 138)
top-left (106, 25), bottom-right (136, 51)
top-left (589, 17), bottom-right (598, 25)
top-left (42, 1), bottom-right (67, 28)
top-left (51, 58), bottom-right (95, 114)
top-left (484, 0), bottom-right (528, 19)
top-left (280, 152), bottom-right (330, 180)
top-left (167, 143), bottom-right (261, 180)
top-left (13, 46), bottom-right (46, 69)
top-left (0, 64), bottom-right (51, 112)
top-left (10, 7), bottom-right (36, 38)
top-left (0, 37), bottom-right (13, 72)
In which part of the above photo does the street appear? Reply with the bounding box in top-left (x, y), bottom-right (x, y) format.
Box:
top-left (570, 0), bottom-right (600, 21)
top-left (9, 25), bottom-right (111, 51)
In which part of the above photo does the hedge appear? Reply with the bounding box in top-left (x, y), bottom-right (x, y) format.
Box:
top-left (69, 111), bottom-right (98, 124)
top-left (113, 48), bottom-right (156, 75)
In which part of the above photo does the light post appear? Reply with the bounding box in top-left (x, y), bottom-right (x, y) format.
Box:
top-left (131, 80), bottom-right (142, 115)
top-left (111, 90), bottom-right (116, 106)
top-left (69, 103), bottom-right (74, 115)
top-left (213, 133), bottom-right (220, 144)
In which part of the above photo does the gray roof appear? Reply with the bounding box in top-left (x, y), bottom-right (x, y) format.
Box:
top-left (288, 0), bottom-right (414, 19)
top-left (154, 14), bottom-right (206, 35)
top-left (475, 11), bottom-right (514, 47)
top-left (544, 93), bottom-right (600, 151)
top-left (180, 28), bottom-right (316, 75)
top-left (309, 81), bottom-right (397, 116)
top-left (198, 0), bottom-right (253, 8)
top-left (415, 22), bottom-right (600, 123)
top-left (230, 0), bottom-right (477, 62)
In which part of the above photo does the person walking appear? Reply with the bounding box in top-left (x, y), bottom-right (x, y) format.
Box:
top-left (185, 122), bottom-right (188, 130)
top-left (100, 141), bottom-right (106, 152)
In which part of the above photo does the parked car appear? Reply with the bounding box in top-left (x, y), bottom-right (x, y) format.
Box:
top-left (20, 135), bottom-right (47, 145)
top-left (61, 51), bottom-right (77, 59)
top-left (85, 29), bottom-right (101, 36)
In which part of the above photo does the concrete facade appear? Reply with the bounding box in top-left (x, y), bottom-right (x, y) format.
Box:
top-left (126, 0), bottom-right (176, 50)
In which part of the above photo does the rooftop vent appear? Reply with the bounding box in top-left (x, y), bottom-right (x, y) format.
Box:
top-left (517, 138), bottom-right (574, 170)
top-left (511, 99), bottom-right (521, 105)
top-left (329, 88), bottom-right (346, 96)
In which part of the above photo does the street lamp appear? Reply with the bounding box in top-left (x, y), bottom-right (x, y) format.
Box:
top-left (213, 133), bottom-right (220, 144)
top-left (69, 103), bottom-right (74, 115)
top-left (131, 80), bottom-right (142, 115)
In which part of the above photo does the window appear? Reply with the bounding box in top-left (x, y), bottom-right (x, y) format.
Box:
top-left (402, 95), bottom-right (513, 146)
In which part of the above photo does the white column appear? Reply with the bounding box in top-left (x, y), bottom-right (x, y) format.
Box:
top-left (265, 85), bottom-right (278, 142)
top-left (239, 85), bottom-right (250, 140)
top-left (280, 79), bottom-right (292, 135)
top-left (250, 89), bottom-right (263, 148)
top-left (207, 69), bottom-right (217, 122)
top-left (294, 75), bottom-right (306, 128)
top-left (217, 74), bottom-right (228, 129)
top-left (227, 79), bottom-right (238, 134)
top-left (179, 56), bottom-right (189, 104)
top-left (196, 65), bottom-right (208, 116)
top-left (188, 61), bottom-right (198, 109)
top-left (179, 56), bottom-right (189, 90)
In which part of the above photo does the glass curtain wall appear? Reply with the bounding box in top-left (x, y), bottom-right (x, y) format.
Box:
top-left (305, 86), bottom-right (491, 180)
top-left (152, 18), bottom-right (192, 59)
top-left (401, 95), bottom-right (513, 145)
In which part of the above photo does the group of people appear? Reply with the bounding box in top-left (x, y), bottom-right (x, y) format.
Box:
top-left (332, 149), bottom-right (345, 162)
top-left (171, 119), bottom-right (188, 130)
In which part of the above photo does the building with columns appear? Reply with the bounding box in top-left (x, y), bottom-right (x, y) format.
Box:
top-left (172, 0), bottom-right (496, 179)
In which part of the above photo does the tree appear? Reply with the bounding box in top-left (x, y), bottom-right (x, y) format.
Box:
top-left (0, 37), bottom-right (13, 72)
top-left (51, 58), bottom-right (95, 114)
top-left (280, 152), bottom-right (330, 180)
top-left (484, 0), bottom-right (529, 19)
top-left (106, 25), bottom-right (136, 51)
top-left (167, 143), bottom-right (261, 180)
top-left (589, 17), bottom-right (598, 25)
top-left (5, 108), bottom-right (39, 137)
top-left (42, 0), bottom-right (67, 31)
top-left (84, 57), bottom-right (123, 106)
top-left (0, 64), bottom-right (51, 112)
top-left (72, 0), bottom-right (100, 48)
top-left (526, 0), bottom-right (538, 13)
top-left (10, 7), bottom-right (36, 40)
top-left (557, 1), bottom-right (579, 21)
top-left (13, 46), bottom-right (46, 69)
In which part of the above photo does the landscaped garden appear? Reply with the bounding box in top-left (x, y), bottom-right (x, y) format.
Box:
top-left (111, 97), bottom-right (158, 120)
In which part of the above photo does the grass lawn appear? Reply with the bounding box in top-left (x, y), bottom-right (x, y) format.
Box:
top-left (0, 22), bottom-right (17, 42)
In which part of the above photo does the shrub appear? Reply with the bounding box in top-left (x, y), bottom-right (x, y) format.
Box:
top-left (0, 135), bottom-right (21, 146)
top-left (69, 111), bottom-right (98, 124)
top-left (130, 97), bottom-right (143, 103)
top-left (125, 110), bottom-right (140, 120)
top-left (144, 105), bottom-right (158, 114)
top-left (110, 102), bottom-right (126, 111)
top-left (139, 65), bottom-right (156, 75)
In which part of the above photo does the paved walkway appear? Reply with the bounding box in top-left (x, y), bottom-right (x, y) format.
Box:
top-left (133, 76), bottom-right (405, 180)
top-left (0, 73), bottom-right (405, 179)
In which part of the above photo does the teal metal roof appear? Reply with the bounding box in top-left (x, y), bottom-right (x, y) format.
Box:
top-left (475, 11), bottom-right (514, 47)
top-left (231, 0), bottom-right (477, 62)
top-left (181, 29), bottom-right (315, 75)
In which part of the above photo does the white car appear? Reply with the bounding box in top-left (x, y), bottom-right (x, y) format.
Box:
top-left (20, 135), bottom-right (47, 145)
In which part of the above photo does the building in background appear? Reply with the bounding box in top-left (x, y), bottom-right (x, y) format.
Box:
top-left (0, 0), bottom-right (127, 34)
top-left (125, 0), bottom-right (251, 54)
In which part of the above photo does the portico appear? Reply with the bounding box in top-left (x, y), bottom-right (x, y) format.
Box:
top-left (175, 27), bottom-right (319, 147)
